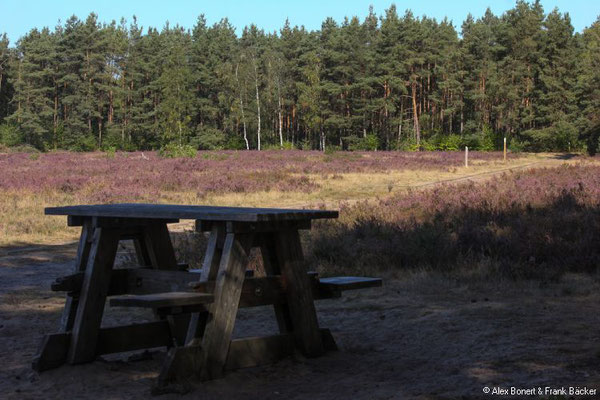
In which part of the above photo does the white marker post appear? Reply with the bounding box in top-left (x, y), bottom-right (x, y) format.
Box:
top-left (503, 137), bottom-right (507, 162)
top-left (465, 146), bottom-right (469, 168)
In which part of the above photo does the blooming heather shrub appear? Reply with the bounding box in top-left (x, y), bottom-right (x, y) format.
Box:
top-left (0, 150), bottom-right (520, 202)
top-left (309, 164), bottom-right (600, 280)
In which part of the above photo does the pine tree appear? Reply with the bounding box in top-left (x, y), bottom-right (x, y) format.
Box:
top-left (6, 28), bottom-right (57, 148)
top-left (0, 33), bottom-right (13, 122)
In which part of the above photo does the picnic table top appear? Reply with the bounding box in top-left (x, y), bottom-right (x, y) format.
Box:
top-left (45, 203), bottom-right (339, 222)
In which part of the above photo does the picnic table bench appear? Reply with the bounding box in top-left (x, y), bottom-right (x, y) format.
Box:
top-left (33, 203), bottom-right (382, 386)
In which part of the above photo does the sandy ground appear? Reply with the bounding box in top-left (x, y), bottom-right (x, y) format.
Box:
top-left (2, 244), bottom-right (600, 400)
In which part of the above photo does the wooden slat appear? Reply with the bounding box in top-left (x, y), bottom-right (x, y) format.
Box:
top-left (45, 203), bottom-right (338, 222)
top-left (110, 292), bottom-right (214, 308)
top-left (319, 276), bottom-right (382, 290)
top-left (225, 333), bottom-right (295, 370)
top-left (67, 227), bottom-right (120, 364)
top-left (199, 232), bottom-right (254, 380)
top-left (34, 326), bottom-right (337, 377)
top-left (133, 235), bottom-right (152, 267)
top-left (53, 268), bottom-right (340, 308)
top-left (33, 320), bottom-right (180, 371)
top-left (260, 233), bottom-right (294, 333)
top-left (156, 328), bottom-right (337, 386)
top-left (226, 328), bottom-right (338, 370)
top-left (157, 344), bottom-right (203, 386)
top-left (185, 223), bottom-right (225, 344)
top-left (59, 219), bottom-right (93, 332)
top-left (275, 229), bottom-right (324, 357)
top-left (96, 321), bottom-right (172, 354)
top-left (142, 223), bottom-right (179, 270)
top-left (216, 220), bottom-right (311, 233)
top-left (67, 216), bottom-right (179, 227)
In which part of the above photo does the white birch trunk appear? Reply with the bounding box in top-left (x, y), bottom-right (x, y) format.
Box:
top-left (253, 57), bottom-right (261, 151)
top-left (235, 63), bottom-right (249, 150)
top-left (277, 79), bottom-right (283, 148)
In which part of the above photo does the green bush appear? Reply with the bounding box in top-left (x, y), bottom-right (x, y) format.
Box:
top-left (70, 135), bottom-right (97, 152)
top-left (159, 143), bottom-right (197, 158)
top-left (104, 146), bottom-right (117, 158)
top-left (324, 145), bottom-right (341, 155)
top-left (345, 134), bottom-right (379, 151)
top-left (300, 140), bottom-right (312, 150)
top-left (460, 124), bottom-right (496, 151)
top-left (397, 137), bottom-right (420, 151)
top-left (553, 120), bottom-right (579, 152)
top-left (508, 138), bottom-right (526, 153)
top-left (437, 134), bottom-right (462, 151)
top-left (420, 139), bottom-right (438, 151)
top-left (0, 123), bottom-right (23, 147)
top-left (10, 144), bottom-right (41, 153)
top-left (191, 126), bottom-right (226, 150)
top-left (520, 121), bottom-right (579, 152)
top-left (262, 141), bottom-right (295, 150)
top-left (225, 135), bottom-right (247, 150)
top-left (461, 134), bottom-right (482, 150)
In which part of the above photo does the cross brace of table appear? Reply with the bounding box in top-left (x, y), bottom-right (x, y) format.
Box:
top-left (33, 215), bottom-right (334, 386)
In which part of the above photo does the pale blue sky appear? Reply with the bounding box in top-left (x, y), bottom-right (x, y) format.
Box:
top-left (1, 0), bottom-right (599, 43)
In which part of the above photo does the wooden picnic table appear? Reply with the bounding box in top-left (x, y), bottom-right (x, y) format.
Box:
top-left (33, 203), bottom-right (381, 386)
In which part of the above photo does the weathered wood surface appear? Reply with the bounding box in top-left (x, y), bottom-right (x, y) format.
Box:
top-left (51, 269), bottom-right (383, 308)
top-left (156, 328), bottom-right (337, 386)
top-left (46, 203), bottom-right (338, 222)
top-left (185, 223), bottom-right (225, 345)
top-left (140, 223), bottom-right (179, 270)
top-left (197, 219), bottom-right (312, 233)
top-left (33, 320), bottom-right (184, 371)
top-left (260, 233), bottom-right (294, 333)
top-left (319, 276), bottom-right (382, 290)
top-left (224, 331), bottom-right (340, 370)
top-left (67, 227), bottom-right (120, 364)
top-left (110, 292), bottom-right (214, 308)
top-left (199, 232), bottom-right (254, 380)
top-left (275, 229), bottom-right (324, 357)
top-left (60, 219), bottom-right (93, 332)
top-left (67, 215), bottom-right (179, 227)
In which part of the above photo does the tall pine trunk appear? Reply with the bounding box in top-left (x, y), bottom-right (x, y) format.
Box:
top-left (411, 79), bottom-right (420, 146)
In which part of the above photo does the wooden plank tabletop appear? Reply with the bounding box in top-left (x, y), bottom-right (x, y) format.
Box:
top-left (45, 203), bottom-right (339, 222)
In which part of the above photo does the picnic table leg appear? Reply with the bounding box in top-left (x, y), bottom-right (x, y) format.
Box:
top-left (274, 229), bottom-right (324, 357)
top-left (67, 226), bottom-right (120, 364)
top-left (157, 231), bottom-right (253, 384)
top-left (132, 234), bottom-right (152, 267)
top-left (60, 218), bottom-right (93, 332)
top-left (185, 223), bottom-right (225, 344)
top-left (260, 234), bottom-right (293, 333)
top-left (199, 231), bottom-right (254, 380)
top-left (139, 223), bottom-right (178, 270)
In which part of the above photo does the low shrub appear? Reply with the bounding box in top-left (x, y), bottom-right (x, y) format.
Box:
top-left (344, 134), bottom-right (379, 151)
top-left (309, 165), bottom-right (600, 281)
top-left (0, 124), bottom-right (23, 147)
top-left (191, 126), bottom-right (226, 150)
top-left (159, 143), bottom-right (197, 158)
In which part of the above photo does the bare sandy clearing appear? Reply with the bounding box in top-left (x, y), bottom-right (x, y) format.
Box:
top-left (1, 250), bottom-right (600, 399)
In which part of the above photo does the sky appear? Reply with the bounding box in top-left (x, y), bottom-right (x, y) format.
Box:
top-left (1, 0), bottom-right (599, 43)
